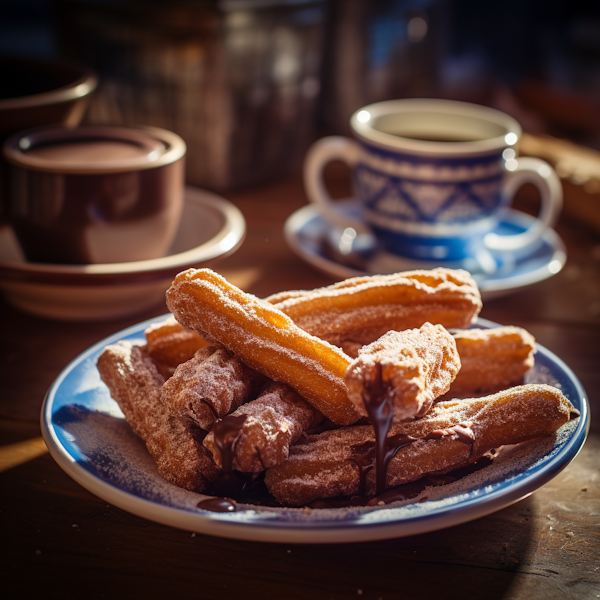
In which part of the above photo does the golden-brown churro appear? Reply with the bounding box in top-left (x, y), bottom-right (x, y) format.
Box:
top-left (97, 341), bottom-right (220, 492)
top-left (265, 384), bottom-right (573, 506)
top-left (267, 268), bottom-right (482, 351)
top-left (203, 382), bottom-right (324, 472)
top-left (446, 326), bottom-right (536, 397)
top-left (166, 268), bottom-right (359, 425)
top-left (144, 317), bottom-right (207, 378)
top-left (160, 346), bottom-right (267, 430)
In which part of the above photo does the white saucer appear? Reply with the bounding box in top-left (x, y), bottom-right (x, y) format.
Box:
top-left (284, 200), bottom-right (566, 299)
top-left (0, 187), bottom-right (246, 320)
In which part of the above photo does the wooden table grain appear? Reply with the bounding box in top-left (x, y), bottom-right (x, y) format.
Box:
top-left (1, 171), bottom-right (598, 600)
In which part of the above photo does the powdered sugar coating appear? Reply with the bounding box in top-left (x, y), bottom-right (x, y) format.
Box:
top-left (161, 346), bottom-right (266, 430)
top-left (346, 322), bottom-right (461, 421)
top-left (203, 381), bottom-right (323, 472)
top-left (97, 341), bottom-right (220, 492)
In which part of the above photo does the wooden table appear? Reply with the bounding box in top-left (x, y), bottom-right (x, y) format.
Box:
top-left (1, 171), bottom-right (599, 599)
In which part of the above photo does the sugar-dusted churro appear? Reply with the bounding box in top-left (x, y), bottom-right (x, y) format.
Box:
top-left (346, 322), bottom-right (461, 422)
top-left (265, 384), bottom-right (574, 506)
top-left (145, 316), bottom-right (207, 378)
top-left (203, 382), bottom-right (324, 472)
top-left (166, 268), bottom-right (359, 425)
top-left (345, 322), bottom-right (460, 493)
top-left (266, 268), bottom-right (482, 351)
top-left (160, 346), bottom-right (266, 430)
top-left (445, 326), bottom-right (536, 397)
top-left (97, 341), bottom-right (221, 492)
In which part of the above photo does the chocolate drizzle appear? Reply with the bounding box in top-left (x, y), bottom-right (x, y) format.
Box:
top-left (197, 497), bottom-right (237, 512)
top-left (351, 381), bottom-right (477, 499)
top-left (360, 363), bottom-right (396, 495)
top-left (211, 414), bottom-right (248, 472)
top-left (351, 434), bottom-right (417, 496)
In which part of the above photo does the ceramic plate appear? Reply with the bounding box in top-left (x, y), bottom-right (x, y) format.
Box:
top-left (284, 201), bottom-right (566, 300)
top-left (41, 316), bottom-right (589, 543)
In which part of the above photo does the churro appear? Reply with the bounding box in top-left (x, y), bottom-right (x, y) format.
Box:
top-left (160, 346), bottom-right (267, 430)
top-left (265, 384), bottom-right (573, 506)
top-left (446, 326), bottom-right (536, 397)
top-left (166, 268), bottom-right (359, 425)
top-left (266, 268), bottom-right (482, 351)
top-left (346, 322), bottom-right (461, 421)
top-left (97, 341), bottom-right (220, 492)
top-left (203, 382), bottom-right (324, 472)
top-left (145, 316), bottom-right (207, 378)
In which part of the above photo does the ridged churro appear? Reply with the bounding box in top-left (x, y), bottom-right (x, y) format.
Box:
top-left (145, 317), bottom-right (207, 378)
top-left (166, 268), bottom-right (359, 425)
top-left (97, 341), bottom-right (221, 492)
top-left (265, 384), bottom-right (573, 506)
top-left (266, 268), bottom-right (482, 351)
top-left (160, 346), bottom-right (267, 430)
top-left (203, 382), bottom-right (324, 472)
top-left (445, 326), bottom-right (536, 397)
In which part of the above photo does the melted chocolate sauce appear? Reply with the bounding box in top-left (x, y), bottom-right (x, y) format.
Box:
top-left (199, 418), bottom-right (277, 512)
top-left (351, 434), bottom-right (417, 495)
top-left (197, 497), bottom-right (237, 512)
top-left (360, 363), bottom-right (396, 495)
top-left (206, 471), bottom-right (279, 508)
top-left (211, 414), bottom-right (248, 472)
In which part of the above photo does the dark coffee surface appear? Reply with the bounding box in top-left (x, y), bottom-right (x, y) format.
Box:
top-left (379, 131), bottom-right (488, 143)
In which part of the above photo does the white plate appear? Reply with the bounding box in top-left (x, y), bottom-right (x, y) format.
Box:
top-left (284, 201), bottom-right (566, 300)
top-left (0, 187), bottom-right (245, 320)
top-left (41, 316), bottom-right (589, 544)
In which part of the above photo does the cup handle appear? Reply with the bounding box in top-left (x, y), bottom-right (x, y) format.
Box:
top-left (484, 157), bottom-right (563, 252)
top-left (303, 136), bottom-right (371, 234)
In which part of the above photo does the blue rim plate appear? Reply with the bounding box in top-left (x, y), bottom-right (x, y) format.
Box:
top-left (284, 201), bottom-right (567, 301)
top-left (41, 316), bottom-right (589, 544)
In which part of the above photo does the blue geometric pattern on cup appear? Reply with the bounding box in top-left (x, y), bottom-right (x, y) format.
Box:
top-left (355, 163), bottom-right (504, 227)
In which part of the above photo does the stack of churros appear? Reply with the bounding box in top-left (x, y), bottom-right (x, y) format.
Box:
top-left (97, 267), bottom-right (577, 507)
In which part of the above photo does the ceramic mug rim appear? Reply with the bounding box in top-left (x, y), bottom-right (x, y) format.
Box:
top-left (3, 124), bottom-right (186, 175)
top-left (350, 98), bottom-right (522, 157)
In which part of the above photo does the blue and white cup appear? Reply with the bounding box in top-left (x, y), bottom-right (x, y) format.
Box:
top-left (304, 99), bottom-right (562, 263)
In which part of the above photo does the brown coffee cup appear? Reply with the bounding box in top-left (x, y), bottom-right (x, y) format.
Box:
top-left (3, 125), bottom-right (186, 264)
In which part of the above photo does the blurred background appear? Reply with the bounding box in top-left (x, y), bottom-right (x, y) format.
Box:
top-left (1, 0), bottom-right (599, 192)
